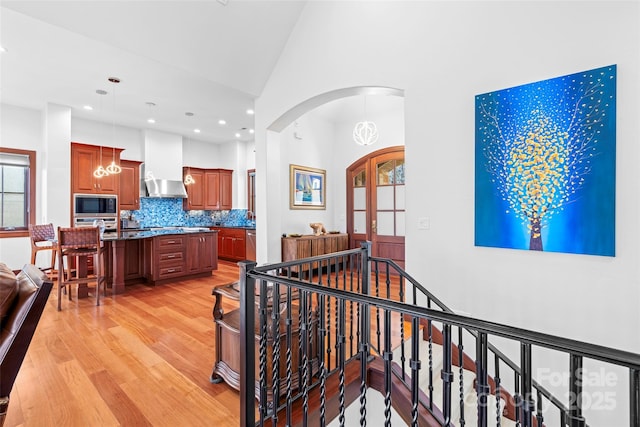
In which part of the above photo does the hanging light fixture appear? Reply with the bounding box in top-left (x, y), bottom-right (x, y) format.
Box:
top-left (93, 145), bottom-right (109, 178)
top-left (105, 77), bottom-right (122, 175)
top-left (184, 168), bottom-right (195, 185)
top-left (183, 136), bottom-right (195, 185)
top-left (93, 89), bottom-right (109, 178)
top-left (353, 96), bottom-right (378, 146)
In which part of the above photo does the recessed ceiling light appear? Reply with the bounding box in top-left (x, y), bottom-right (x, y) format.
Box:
top-left (235, 133), bottom-right (241, 138)
top-left (246, 109), bottom-right (254, 115)
top-left (96, 89), bottom-right (108, 95)
top-left (148, 118), bottom-right (156, 124)
top-left (185, 112), bottom-right (194, 117)
top-left (0, 46), bottom-right (7, 53)
top-left (194, 129), bottom-right (201, 133)
top-left (249, 128), bottom-right (255, 134)
top-left (218, 119), bottom-right (226, 125)
top-left (83, 105), bottom-right (93, 111)
top-left (145, 101), bottom-right (156, 107)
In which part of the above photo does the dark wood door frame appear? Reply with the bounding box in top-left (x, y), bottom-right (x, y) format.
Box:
top-left (346, 146), bottom-right (405, 267)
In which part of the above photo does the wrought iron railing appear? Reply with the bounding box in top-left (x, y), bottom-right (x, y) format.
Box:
top-left (235, 243), bottom-right (640, 426)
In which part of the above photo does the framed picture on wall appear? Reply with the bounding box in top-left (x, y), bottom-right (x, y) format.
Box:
top-left (289, 164), bottom-right (326, 209)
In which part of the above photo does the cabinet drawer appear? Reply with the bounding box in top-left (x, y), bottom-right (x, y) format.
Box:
top-left (158, 252), bottom-right (184, 263)
top-left (158, 265), bottom-right (185, 278)
top-left (156, 236), bottom-right (185, 250)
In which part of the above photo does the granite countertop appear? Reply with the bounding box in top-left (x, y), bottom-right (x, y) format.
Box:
top-left (210, 225), bottom-right (256, 230)
top-left (102, 227), bottom-right (216, 241)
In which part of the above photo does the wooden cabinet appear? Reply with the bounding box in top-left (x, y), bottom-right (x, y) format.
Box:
top-left (145, 232), bottom-right (217, 284)
top-left (282, 233), bottom-right (349, 274)
top-left (123, 239), bottom-right (144, 281)
top-left (219, 169), bottom-right (233, 210)
top-left (183, 168), bottom-right (233, 211)
top-left (211, 227), bottom-right (246, 261)
top-left (186, 232), bottom-right (217, 273)
top-left (149, 235), bottom-right (186, 281)
top-left (71, 142), bottom-right (123, 194)
top-left (183, 168), bottom-right (206, 210)
top-left (119, 160), bottom-right (143, 210)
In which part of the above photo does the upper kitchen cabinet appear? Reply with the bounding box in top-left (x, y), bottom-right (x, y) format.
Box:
top-left (183, 167), bottom-right (206, 210)
top-left (119, 160), bottom-right (143, 210)
top-left (71, 142), bottom-right (123, 194)
top-left (183, 167), bottom-right (232, 211)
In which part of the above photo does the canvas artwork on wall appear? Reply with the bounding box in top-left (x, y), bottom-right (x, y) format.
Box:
top-left (475, 65), bottom-right (616, 256)
top-left (289, 164), bottom-right (326, 210)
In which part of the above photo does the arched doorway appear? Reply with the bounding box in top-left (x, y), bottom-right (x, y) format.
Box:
top-left (257, 86), bottom-right (405, 264)
top-left (347, 146), bottom-right (405, 268)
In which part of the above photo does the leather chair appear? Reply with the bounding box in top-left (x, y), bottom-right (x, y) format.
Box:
top-left (28, 224), bottom-right (58, 279)
top-left (0, 263), bottom-right (53, 427)
top-left (56, 227), bottom-right (106, 311)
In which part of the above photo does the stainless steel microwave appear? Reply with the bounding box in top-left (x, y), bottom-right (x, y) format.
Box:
top-left (73, 194), bottom-right (118, 217)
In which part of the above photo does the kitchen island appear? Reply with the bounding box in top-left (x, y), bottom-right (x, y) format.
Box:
top-left (101, 227), bottom-right (218, 294)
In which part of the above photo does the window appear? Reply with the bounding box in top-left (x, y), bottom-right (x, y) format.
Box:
top-left (0, 148), bottom-right (36, 238)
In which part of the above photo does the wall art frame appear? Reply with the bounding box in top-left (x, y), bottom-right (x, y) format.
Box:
top-left (289, 164), bottom-right (326, 210)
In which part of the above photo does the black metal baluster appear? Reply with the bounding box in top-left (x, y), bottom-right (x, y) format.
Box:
top-left (494, 354), bottom-right (501, 427)
top-left (535, 389), bottom-right (544, 427)
top-left (348, 254), bottom-right (355, 358)
top-left (338, 297), bottom-right (346, 426)
top-left (359, 242), bottom-right (371, 426)
top-left (476, 331), bottom-right (489, 427)
top-left (399, 275), bottom-right (406, 382)
top-left (631, 369), bottom-right (640, 427)
top-left (271, 282), bottom-right (281, 426)
top-left (427, 299), bottom-right (434, 411)
top-left (568, 354), bottom-right (586, 427)
top-left (442, 324), bottom-right (453, 426)
top-left (410, 317), bottom-right (421, 427)
top-left (318, 293), bottom-right (327, 426)
top-left (285, 286), bottom-right (293, 427)
top-left (520, 343), bottom-right (533, 427)
top-left (514, 371), bottom-right (521, 427)
top-left (384, 271), bottom-right (393, 427)
top-left (459, 327), bottom-right (466, 426)
top-left (301, 290), bottom-right (310, 427)
top-left (239, 261), bottom-right (257, 427)
top-left (259, 280), bottom-right (269, 424)
top-left (374, 261), bottom-right (381, 354)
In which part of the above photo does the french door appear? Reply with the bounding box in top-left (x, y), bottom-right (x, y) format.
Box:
top-left (347, 146), bottom-right (405, 268)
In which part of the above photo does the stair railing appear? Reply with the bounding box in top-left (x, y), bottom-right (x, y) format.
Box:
top-left (237, 243), bottom-right (640, 427)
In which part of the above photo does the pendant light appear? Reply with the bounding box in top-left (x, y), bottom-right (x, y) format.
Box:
top-left (93, 89), bottom-right (109, 178)
top-left (93, 145), bottom-right (109, 178)
top-left (183, 136), bottom-right (195, 185)
top-left (105, 77), bottom-right (122, 175)
top-left (353, 96), bottom-right (379, 146)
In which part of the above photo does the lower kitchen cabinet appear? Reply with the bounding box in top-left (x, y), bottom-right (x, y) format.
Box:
top-left (187, 232), bottom-right (218, 273)
top-left (211, 227), bottom-right (247, 261)
top-left (124, 239), bottom-right (144, 281)
top-left (144, 231), bottom-right (217, 284)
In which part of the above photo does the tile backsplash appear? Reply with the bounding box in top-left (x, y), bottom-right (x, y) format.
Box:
top-left (123, 198), bottom-right (255, 228)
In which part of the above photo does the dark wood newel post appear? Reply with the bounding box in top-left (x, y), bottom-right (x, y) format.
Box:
top-left (239, 261), bottom-right (257, 427)
top-left (568, 354), bottom-right (586, 427)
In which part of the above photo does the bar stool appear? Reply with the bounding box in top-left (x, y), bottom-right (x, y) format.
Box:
top-left (56, 226), bottom-right (106, 311)
top-left (28, 223), bottom-right (58, 279)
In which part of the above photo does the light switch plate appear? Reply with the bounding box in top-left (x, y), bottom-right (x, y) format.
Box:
top-left (418, 217), bottom-right (430, 230)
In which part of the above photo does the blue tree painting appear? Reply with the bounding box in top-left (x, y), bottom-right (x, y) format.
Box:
top-left (475, 65), bottom-right (616, 256)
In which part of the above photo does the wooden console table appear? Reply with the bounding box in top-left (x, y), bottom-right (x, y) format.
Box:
top-left (281, 233), bottom-right (349, 275)
top-left (211, 282), bottom-right (318, 400)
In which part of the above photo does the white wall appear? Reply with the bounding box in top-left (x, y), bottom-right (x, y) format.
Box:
top-left (255, 2), bottom-right (640, 425)
top-left (72, 117), bottom-right (144, 161)
top-left (0, 104), bottom-right (43, 269)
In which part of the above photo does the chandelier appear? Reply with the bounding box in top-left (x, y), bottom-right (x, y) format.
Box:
top-left (353, 96), bottom-right (378, 146)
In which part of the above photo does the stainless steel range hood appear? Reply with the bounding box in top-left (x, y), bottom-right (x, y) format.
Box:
top-left (144, 178), bottom-right (188, 198)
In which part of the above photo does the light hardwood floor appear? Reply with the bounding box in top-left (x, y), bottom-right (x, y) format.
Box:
top-left (5, 261), bottom-right (243, 427)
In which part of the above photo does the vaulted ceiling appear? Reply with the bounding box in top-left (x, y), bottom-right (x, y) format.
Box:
top-left (1, 1), bottom-right (306, 143)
